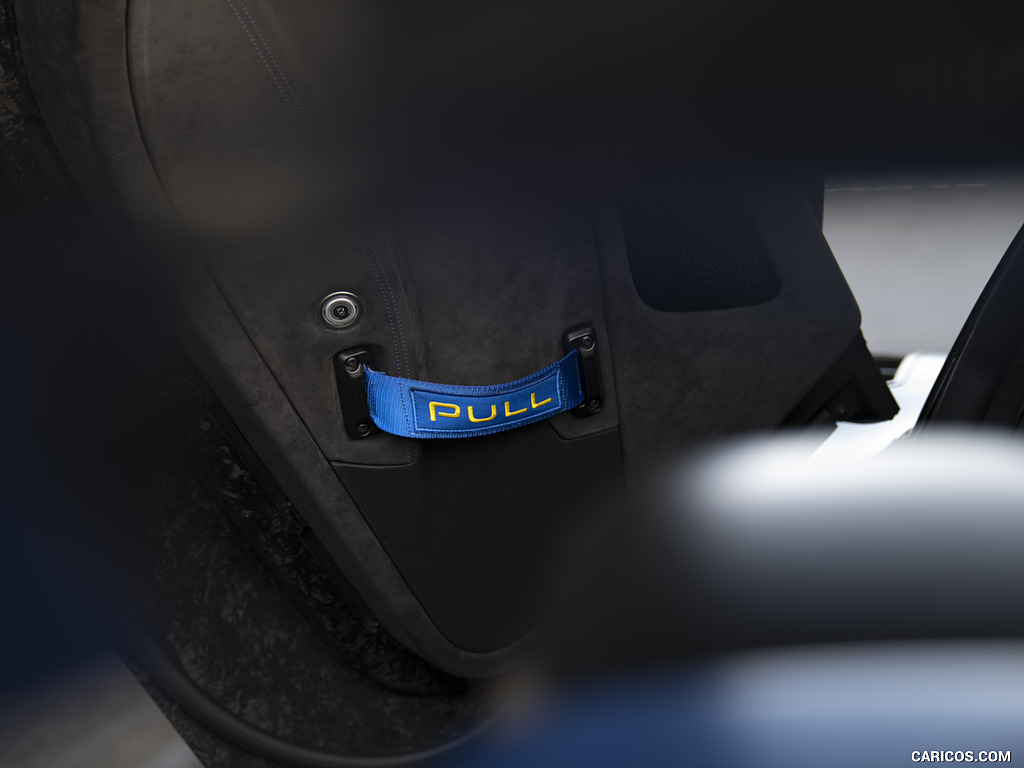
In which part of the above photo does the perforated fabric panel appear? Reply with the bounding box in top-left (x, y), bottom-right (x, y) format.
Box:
top-left (333, 425), bottom-right (621, 653)
top-left (619, 183), bottom-right (781, 311)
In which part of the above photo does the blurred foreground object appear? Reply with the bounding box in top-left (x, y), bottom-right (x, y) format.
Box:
top-left (457, 430), bottom-right (1024, 767)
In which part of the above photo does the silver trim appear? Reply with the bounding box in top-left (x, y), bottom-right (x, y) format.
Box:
top-left (319, 292), bottom-right (362, 329)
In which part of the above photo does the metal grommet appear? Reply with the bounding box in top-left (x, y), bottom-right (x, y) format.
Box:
top-left (319, 292), bottom-right (362, 329)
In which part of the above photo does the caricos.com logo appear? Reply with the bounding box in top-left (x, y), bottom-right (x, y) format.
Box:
top-left (911, 751), bottom-right (1011, 763)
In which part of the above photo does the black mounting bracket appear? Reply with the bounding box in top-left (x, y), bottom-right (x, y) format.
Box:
top-left (564, 325), bottom-right (604, 417)
top-left (334, 347), bottom-right (378, 439)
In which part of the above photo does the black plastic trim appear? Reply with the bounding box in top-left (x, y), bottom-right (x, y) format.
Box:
top-left (564, 325), bottom-right (604, 417)
top-left (782, 332), bottom-right (899, 426)
top-left (334, 348), bottom-right (378, 440)
top-left (918, 220), bottom-right (1024, 427)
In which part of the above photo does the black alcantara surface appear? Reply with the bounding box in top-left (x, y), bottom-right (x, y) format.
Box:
top-left (136, 367), bottom-right (485, 760)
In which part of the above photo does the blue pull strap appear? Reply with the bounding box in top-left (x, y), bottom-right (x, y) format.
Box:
top-left (365, 350), bottom-right (584, 439)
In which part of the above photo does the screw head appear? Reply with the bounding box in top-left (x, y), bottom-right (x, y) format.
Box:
top-left (344, 357), bottom-right (360, 372)
top-left (588, 398), bottom-right (601, 411)
top-left (356, 423), bottom-right (371, 437)
top-left (580, 335), bottom-right (595, 350)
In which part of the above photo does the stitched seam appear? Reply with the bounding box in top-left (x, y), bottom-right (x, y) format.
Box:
top-left (361, 223), bottom-right (417, 459)
top-left (224, 0), bottom-right (318, 158)
top-left (235, 0), bottom-right (327, 158)
top-left (223, 2), bottom-right (417, 458)
top-left (362, 227), bottom-right (413, 386)
top-left (357, 228), bottom-right (412, 460)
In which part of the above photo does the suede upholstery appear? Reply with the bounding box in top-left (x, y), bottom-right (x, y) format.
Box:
top-left (17, 0), bottom-right (866, 680)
